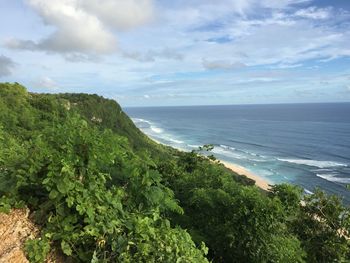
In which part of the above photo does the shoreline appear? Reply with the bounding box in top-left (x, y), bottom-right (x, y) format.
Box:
top-left (149, 136), bottom-right (272, 191)
top-left (221, 161), bottom-right (272, 191)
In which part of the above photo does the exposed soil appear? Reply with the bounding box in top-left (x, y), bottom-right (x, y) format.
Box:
top-left (0, 209), bottom-right (65, 263)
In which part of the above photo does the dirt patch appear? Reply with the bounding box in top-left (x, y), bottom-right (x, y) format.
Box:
top-left (0, 208), bottom-right (38, 262)
top-left (0, 209), bottom-right (65, 263)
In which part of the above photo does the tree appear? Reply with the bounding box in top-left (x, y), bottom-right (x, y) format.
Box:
top-left (294, 189), bottom-right (350, 262)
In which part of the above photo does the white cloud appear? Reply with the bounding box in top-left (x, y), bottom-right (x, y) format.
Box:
top-left (184, 13), bottom-right (349, 67)
top-left (122, 48), bottom-right (184, 62)
top-left (36, 76), bottom-right (58, 90)
top-left (232, 0), bottom-right (310, 14)
top-left (0, 55), bottom-right (16, 77)
top-left (81, 0), bottom-right (154, 30)
top-left (295, 6), bottom-right (332, 20)
top-left (136, 0), bottom-right (349, 71)
top-left (6, 0), bottom-right (154, 57)
top-left (2, 0), bottom-right (350, 106)
top-left (259, 0), bottom-right (312, 9)
top-left (202, 59), bottom-right (246, 70)
top-left (272, 63), bottom-right (303, 69)
top-left (167, 0), bottom-right (311, 16)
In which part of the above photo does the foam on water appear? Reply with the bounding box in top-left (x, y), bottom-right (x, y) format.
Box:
top-left (133, 118), bottom-right (350, 187)
top-left (220, 144), bottom-right (236, 151)
top-left (316, 174), bottom-right (350, 184)
top-left (304, 189), bottom-right (314, 194)
top-left (132, 118), bottom-right (185, 147)
top-left (217, 145), bottom-right (267, 163)
top-left (256, 169), bottom-right (275, 177)
top-left (188, 144), bottom-right (201, 148)
top-left (150, 126), bottom-right (164, 134)
top-left (168, 138), bottom-right (185, 144)
top-left (132, 118), bottom-right (164, 134)
top-left (132, 118), bottom-right (151, 125)
top-left (126, 103), bottom-right (350, 203)
top-left (277, 158), bottom-right (347, 169)
top-left (212, 146), bottom-right (246, 160)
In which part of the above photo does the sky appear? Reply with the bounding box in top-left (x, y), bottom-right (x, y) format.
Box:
top-left (0, 0), bottom-right (350, 107)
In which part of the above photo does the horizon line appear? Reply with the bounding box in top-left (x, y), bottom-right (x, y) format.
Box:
top-left (124, 101), bottom-right (350, 109)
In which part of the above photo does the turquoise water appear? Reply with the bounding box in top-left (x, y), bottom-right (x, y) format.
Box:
top-left (125, 103), bottom-right (350, 203)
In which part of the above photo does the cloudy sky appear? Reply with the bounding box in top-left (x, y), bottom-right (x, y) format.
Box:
top-left (1, 0), bottom-right (350, 106)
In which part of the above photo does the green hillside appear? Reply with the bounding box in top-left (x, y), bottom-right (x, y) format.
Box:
top-left (0, 83), bottom-right (349, 262)
top-left (53, 93), bottom-right (159, 151)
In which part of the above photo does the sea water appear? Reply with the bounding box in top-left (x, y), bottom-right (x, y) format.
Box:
top-left (125, 103), bottom-right (350, 203)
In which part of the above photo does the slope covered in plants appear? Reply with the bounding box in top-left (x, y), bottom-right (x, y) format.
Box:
top-left (0, 83), bottom-right (349, 262)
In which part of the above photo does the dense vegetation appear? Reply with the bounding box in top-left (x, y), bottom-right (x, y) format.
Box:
top-left (0, 82), bottom-right (349, 262)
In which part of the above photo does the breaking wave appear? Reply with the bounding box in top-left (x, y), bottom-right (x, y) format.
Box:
top-left (316, 174), bottom-right (350, 184)
top-left (132, 118), bottom-right (184, 145)
top-left (277, 158), bottom-right (347, 169)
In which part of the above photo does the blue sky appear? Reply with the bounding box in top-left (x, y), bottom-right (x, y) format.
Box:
top-left (0, 0), bottom-right (350, 106)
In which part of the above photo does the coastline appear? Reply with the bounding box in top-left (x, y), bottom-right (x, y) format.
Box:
top-left (148, 136), bottom-right (272, 191)
top-left (220, 161), bottom-right (272, 191)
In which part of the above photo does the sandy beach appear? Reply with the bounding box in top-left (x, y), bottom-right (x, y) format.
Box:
top-left (221, 161), bottom-right (272, 191)
top-left (148, 136), bottom-right (272, 191)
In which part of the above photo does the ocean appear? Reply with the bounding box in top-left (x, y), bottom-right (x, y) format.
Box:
top-left (125, 103), bottom-right (350, 203)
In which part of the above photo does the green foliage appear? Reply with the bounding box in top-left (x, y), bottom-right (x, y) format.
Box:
top-left (0, 83), bottom-right (34, 132)
top-left (0, 83), bottom-right (208, 262)
top-left (270, 185), bottom-right (350, 262)
top-left (270, 184), bottom-right (303, 216)
top-left (292, 189), bottom-right (350, 262)
top-left (54, 92), bottom-right (165, 156)
top-left (25, 238), bottom-right (51, 263)
top-left (156, 152), bottom-right (305, 262)
top-left (117, 216), bottom-right (208, 262)
top-left (1, 82), bottom-right (349, 263)
top-left (267, 234), bottom-right (306, 263)
top-left (154, 136), bottom-right (349, 262)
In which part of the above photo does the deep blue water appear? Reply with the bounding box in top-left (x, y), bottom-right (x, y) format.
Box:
top-left (125, 103), bottom-right (350, 203)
